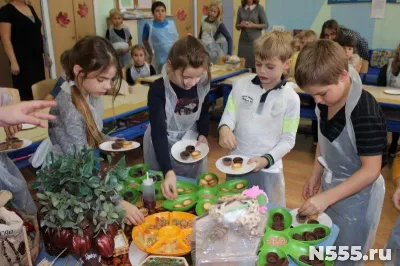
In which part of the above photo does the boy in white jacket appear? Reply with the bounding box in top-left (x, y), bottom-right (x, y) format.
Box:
top-left (219, 31), bottom-right (300, 206)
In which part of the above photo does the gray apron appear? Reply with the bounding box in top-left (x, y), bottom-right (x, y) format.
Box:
top-left (317, 77), bottom-right (385, 265)
top-left (143, 67), bottom-right (210, 178)
top-left (200, 17), bottom-right (225, 64)
top-left (386, 215), bottom-right (400, 266)
top-left (129, 62), bottom-right (151, 82)
top-left (109, 27), bottom-right (132, 68)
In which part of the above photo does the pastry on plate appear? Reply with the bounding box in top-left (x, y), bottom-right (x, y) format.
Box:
top-left (122, 141), bottom-right (133, 148)
top-left (191, 150), bottom-right (201, 159)
top-left (232, 163), bottom-right (242, 170)
top-left (180, 151), bottom-right (190, 160)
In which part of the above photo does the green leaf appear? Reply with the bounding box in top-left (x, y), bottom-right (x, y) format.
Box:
top-left (109, 213), bottom-right (119, 219)
top-left (82, 163), bottom-right (93, 177)
top-left (41, 207), bottom-right (48, 213)
top-left (95, 222), bottom-right (102, 233)
top-left (77, 213), bottom-right (85, 224)
top-left (74, 207), bottom-right (82, 214)
top-left (36, 193), bottom-right (47, 200)
top-left (49, 215), bottom-right (55, 223)
top-left (87, 176), bottom-right (101, 189)
top-left (51, 198), bottom-right (59, 208)
top-left (107, 155), bottom-right (112, 165)
top-left (103, 202), bottom-right (110, 213)
top-left (100, 211), bottom-right (107, 217)
top-left (99, 195), bottom-right (106, 201)
top-left (62, 221), bottom-right (76, 228)
top-left (79, 186), bottom-right (91, 196)
top-left (104, 172), bottom-right (110, 184)
top-left (57, 209), bottom-right (66, 220)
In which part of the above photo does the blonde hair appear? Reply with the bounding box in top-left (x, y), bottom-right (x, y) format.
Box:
top-left (109, 8), bottom-right (123, 19)
top-left (301, 30), bottom-right (317, 42)
top-left (208, 3), bottom-right (222, 21)
top-left (295, 39), bottom-right (348, 89)
top-left (254, 30), bottom-right (293, 62)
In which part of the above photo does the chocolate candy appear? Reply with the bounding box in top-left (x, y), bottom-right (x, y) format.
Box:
top-left (233, 157), bottom-right (243, 164)
top-left (111, 142), bottom-right (122, 149)
top-left (296, 213), bottom-right (307, 223)
top-left (311, 260), bottom-right (325, 266)
top-left (299, 255), bottom-right (311, 264)
top-left (313, 227), bottom-right (326, 238)
top-left (185, 145), bottom-right (195, 153)
top-left (292, 233), bottom-right (305, 241)
top-left (307, 219), bottom-right (319, 224)
top-left (266, 252), bottom-right (279, 263)
top-left (304, 232), bottom-right (318, 241)
top-left (272, 213), bottom-right (284, 222)
top-left (277, 257), bottom-right (289, 266)
top-left (271, 221), bottom-right (284, 231)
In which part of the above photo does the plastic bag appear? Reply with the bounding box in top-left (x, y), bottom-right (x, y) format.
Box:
top-left (29, 138), bottom-right (53, 168)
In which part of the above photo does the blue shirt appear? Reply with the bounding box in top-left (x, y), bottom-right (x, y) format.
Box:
top-left (142, 20), bottom-right (169, 41)
top-left (50, 76), bottom-right (65, 98)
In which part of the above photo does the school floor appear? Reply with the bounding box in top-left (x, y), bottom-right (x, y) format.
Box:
top-left (22, 119), bottom-right (396, 266)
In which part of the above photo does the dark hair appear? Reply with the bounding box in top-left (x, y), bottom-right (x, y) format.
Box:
top-left (131, 44), bottom-right (146, 56)
top-left (320, 19), bottom-right (340, 40)
top-left (151, 1), bottom-right (166, 13)
top-left (337, 35), bottom-right (358, 55)
top-left (241, 0), bottom-right (259, 7)
top-left (66, 36), bottom-right (122, 148)
top-left (392, 43), bottom-right (400, 76)
top-left (60, 49), bottom-right (70, 73)
top-left (168, 35), bottom-right (211, 83)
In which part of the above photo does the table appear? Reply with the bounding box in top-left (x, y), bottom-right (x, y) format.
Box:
top-left (35, 175), bottom-right (339, 266)
top-left (139, 65), bottom-right (248, 84)
top-left (219, 73), bottom-right (400, 133)
top-left (1, 84), bottom-right (150, 168)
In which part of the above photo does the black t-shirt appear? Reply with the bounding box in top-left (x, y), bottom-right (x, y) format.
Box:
top-left (105, 28), bottom-right (132, 41)
top-left (148, 77), bottom-right (209, 174)
top-left (0, 4), bottom-right (43, 60)
top-left (318, 89), bottom-right (387, 160)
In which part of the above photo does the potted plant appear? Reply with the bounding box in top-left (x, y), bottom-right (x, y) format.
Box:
top-left (32, 147), bottom-right (127, 258)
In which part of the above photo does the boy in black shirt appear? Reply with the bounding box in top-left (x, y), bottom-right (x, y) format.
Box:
top-left (295, 39), bottom-right (386, 264)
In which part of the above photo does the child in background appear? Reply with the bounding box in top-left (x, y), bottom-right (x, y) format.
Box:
top-left (299, 30), bottom-right (317, 50)
top-left (288, 30), bottom-right (317, 78)
top-left (45, 49), bottom-right (70, 100)
top-left (126, 44), bottom-right (156, 85)
top-left (106, 8), bottom-right (132, 68)
top-left (48, 36), bottom-right (144, 225)
top-left (142, 1), bottom-right (179, 73)
top-left (378, 43), bottom-right (400, 157)
top-left (295, 40), bottom-right (386, 264)
top-left (337, 36), bottom-right (362, 73)
top-left (0, 89), bottom-right (37, 215)
top-left (199, 3), bottom-right (232, 64)
top-left (144, 36), bottom-right (211, 199)
top-left (218, 31), bottom-right (300, 206)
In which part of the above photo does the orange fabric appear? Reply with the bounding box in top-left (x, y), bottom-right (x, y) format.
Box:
top-left (393, 153), bottom-right (400, 183)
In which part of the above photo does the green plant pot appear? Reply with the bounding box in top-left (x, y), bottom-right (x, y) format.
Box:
top-left (162, 194), bottom-right (198, 212)
top-left (120, 188), bottom-right (139, 205)
top-left (195, 197), bottom-right (218, 216)
top-left (217, 179), bottom-right (249, 195)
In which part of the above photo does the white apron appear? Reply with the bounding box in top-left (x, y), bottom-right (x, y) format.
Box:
top-left (109, 27), bottom-right (132, 68)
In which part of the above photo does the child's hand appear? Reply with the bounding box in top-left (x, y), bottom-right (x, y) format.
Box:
top-left (219, 126), bottom-right (237, 150)
top-left (222, 55), bottom-right (231, 62)
top-left (302, 175), bottom-right (322, 200)
top-left (161, 170), bottom-right (178, 199)
top-left (298, 193), bottom-right (330, 217)
top-left (248, 157), bottom-right (268, 172)
top-left (119, 200), bottom-right (145, 225)
top-left (393, 184), bottom-right (400, 211)
top-left (196, 135), bottom-right (208, 147)
top-left (11, 61), bottom-right (20, 75)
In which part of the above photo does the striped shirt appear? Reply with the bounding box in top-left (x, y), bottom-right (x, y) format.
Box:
top-left (318, 89), bottom-right (387, 157)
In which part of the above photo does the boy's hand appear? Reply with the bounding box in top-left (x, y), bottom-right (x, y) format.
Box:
top-left (161, 170), bottom-right (178, 199)
top-left (302, 175), bottom-right (322, 199)
top-left (119, 200), bottom-right (145, 225)
top-left (248, 157), bottom-right (268, 172)
top-left (393, 180), bottom-right (400, 210)
top-left (196, 135), bottom-right (208, 147)
top-left (298, 193), bottom-right (330, 216)
top-left (219, 126), bottom-right (237, 150)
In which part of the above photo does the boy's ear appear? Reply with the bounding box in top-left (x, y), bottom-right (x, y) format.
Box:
top-left (339, 70), bottom-right (349, 83)
top-left (73, 65), bottom-right (82, 76)
top-left (283, 58), bottom-right (292, 71)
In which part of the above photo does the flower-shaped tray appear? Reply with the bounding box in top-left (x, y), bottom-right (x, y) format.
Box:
top-left (259, 208), bottom-right (334, 266)
top-left (131, 211), bottom-right (196, 256)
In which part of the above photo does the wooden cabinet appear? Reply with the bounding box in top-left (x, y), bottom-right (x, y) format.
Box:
top-left (48, 0), bottom-right (95, 75)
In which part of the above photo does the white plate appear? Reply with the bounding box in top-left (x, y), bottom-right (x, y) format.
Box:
top-left (99, 140), bottom-right (140, 152)
top-left (290, 208), bottom-right (333, 228)
top-left (21, 124), bottom-right (37, 130)
top-left (0, 139), bottom-right (32, 153)
top-left (171, 139), bottom-right (209, 163)
top-left (215, 155), bottom-right (256, 175)
top-left (384, 89), bottom-right (400, 95)
top-left (128, 241), bottom-right (148, 266)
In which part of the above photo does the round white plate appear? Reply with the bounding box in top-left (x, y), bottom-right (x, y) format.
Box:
top-left (384, 89), bottom-right (400, 95)
top-left (171, 139), bottom-right (209, 164)
top-left (215, 155), bottom-right (256, 175)
top-left (21, 124), bottom-right (37, 130)
top-left (1, 139), bottom-right (32, 153)
top-left (290, 208), bottom-right (333, 228)
top-left (99, 140), bottom-right (140, 152)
